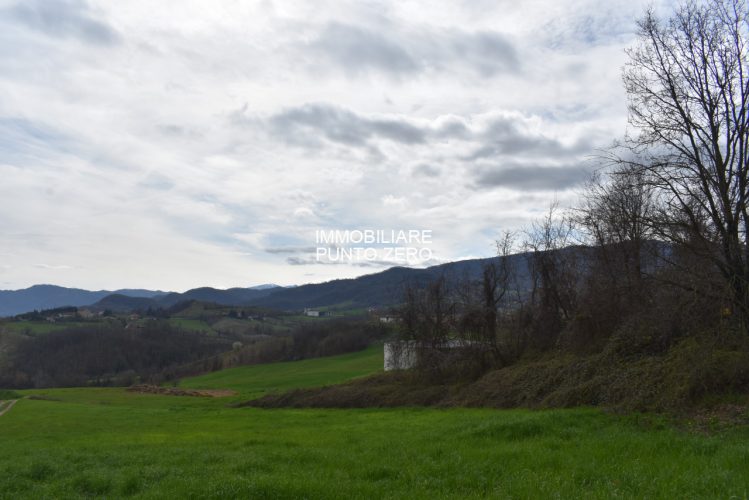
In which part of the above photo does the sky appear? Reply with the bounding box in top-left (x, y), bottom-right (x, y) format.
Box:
top-left (0, 0), bottom-right (675, 292)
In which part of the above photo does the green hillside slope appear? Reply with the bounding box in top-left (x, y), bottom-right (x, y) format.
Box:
top-left (179, 344), bottom-right (383, 399)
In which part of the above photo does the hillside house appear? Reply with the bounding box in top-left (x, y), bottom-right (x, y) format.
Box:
top-left (78, 308), bottom-right (95, 319)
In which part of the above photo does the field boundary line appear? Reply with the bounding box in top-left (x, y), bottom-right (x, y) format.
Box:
top-left (0, 399), bottom-right (18, 417)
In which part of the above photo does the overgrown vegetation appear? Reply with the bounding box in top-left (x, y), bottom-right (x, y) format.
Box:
top-left (250, 333), bottom-right (749, 411)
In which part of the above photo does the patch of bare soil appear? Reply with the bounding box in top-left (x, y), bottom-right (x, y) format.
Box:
top-left (127, 384), bottom-right (236, 398)
top-left (26, 395), bottom-right (62, 401)
top-left (685, 404), bottom-right (749, 432)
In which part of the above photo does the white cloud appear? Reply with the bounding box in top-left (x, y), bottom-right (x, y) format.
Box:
top-left (0, 0), bottom-right (669, 290)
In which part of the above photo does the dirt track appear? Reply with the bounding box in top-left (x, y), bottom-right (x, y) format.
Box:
top-left (0, 399), bottom-right (18, 417)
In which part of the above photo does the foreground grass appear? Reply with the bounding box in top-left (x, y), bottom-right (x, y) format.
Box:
top-left (2, 398), bottom-right (748, 498)
top-left (1, 347), bottom-right (748, 498)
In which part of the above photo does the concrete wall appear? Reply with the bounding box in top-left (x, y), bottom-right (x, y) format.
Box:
top-left (383, 341), bottom-right (418, 371)
top-left (384, 339), bottom-right (482, 371)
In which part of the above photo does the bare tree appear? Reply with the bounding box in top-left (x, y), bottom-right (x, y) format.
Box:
top-left (488, 231), bottom-right (538, 357)
top-left (398, 234), bottom-right (521, 374)
top-left (523, 203), bottom-right (580, 347)
top-left (620, 0), bottom-right (749, 321)
top-left (398, 276), bottom-right (455, 368)
top-left (577, 166), bottom-right (656, 306)
top-left (462, 231), bottom-right (517, 365)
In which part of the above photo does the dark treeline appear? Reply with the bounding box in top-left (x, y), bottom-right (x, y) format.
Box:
top-left (0, 316), bottom-right (392, 389)
top-left (0, 321), bottom-right (230, 388)
top-left (15, 306), bottom-right (81, 322)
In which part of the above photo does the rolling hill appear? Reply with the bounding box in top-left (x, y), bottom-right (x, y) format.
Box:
top-left (0, 284), bottom-right (285, 317)
top-left (0, 285), bottom-right (167, 317)
top-left (155, 286), bottom-right (279, 308)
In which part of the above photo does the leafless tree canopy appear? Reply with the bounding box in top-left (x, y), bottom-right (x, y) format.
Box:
top-left (392, 1), bottom-right (749, 382)
top-left (621, 0), bottom-right (749, 319)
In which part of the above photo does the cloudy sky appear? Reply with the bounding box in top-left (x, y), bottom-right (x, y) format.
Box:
top-left (0, 0), bottom-right (675, 292)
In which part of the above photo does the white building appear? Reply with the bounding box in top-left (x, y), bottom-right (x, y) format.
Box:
top-left (384, 341), bottom-right (418, 370)
top-left (384, 339), bottom-right (478, 371)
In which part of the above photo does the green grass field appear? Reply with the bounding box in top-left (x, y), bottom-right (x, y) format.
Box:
top-left (180, 345), bottom-right (384, 399)
top-left (0, 320), bottom-right (89, 335)
top-left (167, 317), bottom-right (216, 334)
top-left (1, 346), bottom-right (749, 498)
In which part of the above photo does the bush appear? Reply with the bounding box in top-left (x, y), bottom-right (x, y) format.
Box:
top-left (0, 390), bottom-right (21, 399)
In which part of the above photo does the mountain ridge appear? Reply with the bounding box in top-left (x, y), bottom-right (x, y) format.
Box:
top-left (0, 284), bottom-right (293, 317)
top-left (0, 285), bottom-right (167, 317)
top-left (0, 252), bottom-right (545, 316)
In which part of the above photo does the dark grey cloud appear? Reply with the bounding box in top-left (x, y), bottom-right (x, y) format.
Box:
top-left (157, 124), bottom-right (202, 139)
top-left (449, 31), bottom-right (520, 76)
top-left (5, 0), bottom-right (120, 45)
top-left (465, 116), bottom-right (590, 160)
top-left (265, 246), bottom-right (318, 255)
top-left (253, 104), bottom-right (591, 169)
top-left (310, 23), bottom-right (418, 77)
top-left (474, 163), bottom-right (590, 191)
top-left (412, 163), bottom-right (441, 177)
top-left (286, 256), bottom-right (339, 266)
top-left (267, 103), bottom-right (427, 148)
top-left (433, 117), bottom-right (471, 139)
top-left (286, 256), bottom-right (406, 268)
top-left (308, 22), bottom-right (519, 78)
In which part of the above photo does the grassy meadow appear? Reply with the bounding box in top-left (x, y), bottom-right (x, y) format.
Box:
top-left (180, 345), bottom-right (384, 399)
top-left (1, 346), bottom-right (748, 498)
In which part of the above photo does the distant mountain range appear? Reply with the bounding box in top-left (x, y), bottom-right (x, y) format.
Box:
top-left (0, 285), bottom-right (168, 317)
top-left (0, 254), bottom-right (539, 317)
top-left (0, 284), bottom-right (288, 317)
top-left (88, 285), bottom-right (285, 314)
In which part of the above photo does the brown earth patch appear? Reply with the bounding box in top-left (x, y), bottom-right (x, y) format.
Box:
top-left (127, 384), bottom-right (237, 398)
top-left (686, 403), bottom-right (749, 432)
